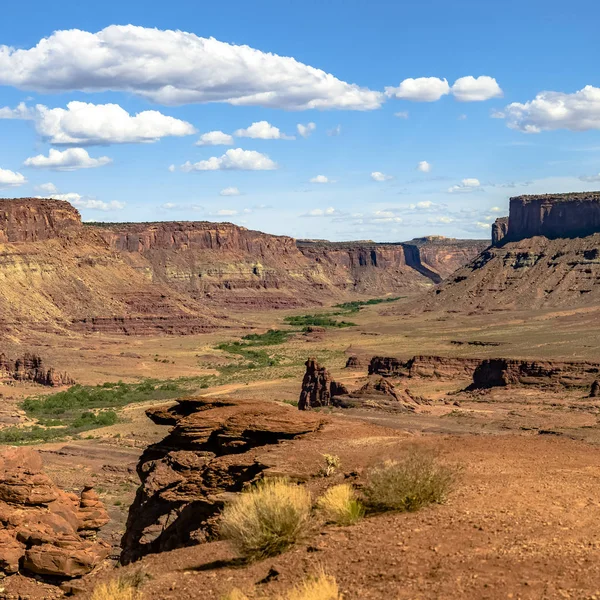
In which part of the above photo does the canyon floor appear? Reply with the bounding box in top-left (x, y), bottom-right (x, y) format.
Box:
top-left (5, 296), bottom-right (600, 599)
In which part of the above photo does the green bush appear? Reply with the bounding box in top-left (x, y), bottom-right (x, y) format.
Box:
top-left (365, 448), bottom-right (456, 512)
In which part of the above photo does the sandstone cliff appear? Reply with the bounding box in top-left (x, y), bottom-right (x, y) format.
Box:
top-left (0, 198), bottom-right (484, 335)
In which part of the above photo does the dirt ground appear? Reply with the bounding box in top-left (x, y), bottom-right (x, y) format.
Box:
top-left (5, 299), bottom-right (600, 598)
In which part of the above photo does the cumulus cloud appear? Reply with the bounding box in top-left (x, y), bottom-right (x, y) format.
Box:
top-left (371, 171), bottom-right (393, 182)
top-left (0, 168), bottom-right (26, 188)
top-left (0, 25), bottom-right (382, 110)
top-left (32, 101), bottom-right (195, 144)
top-left (417, 160), bottom-right (432, 173)
top-left (234, 121), bottom-right (294, 140)
top-left (37, 191), bottom-right (124, 211)
top-left (180, 148), bottom-right (277, 171)
top-left (408, 200), bottom-right (435, 209)
top-left (394, 111), bottom-right (409, 119)
top-left (212, 209), bottom-right (237, 216)
top-left (503, 85), bottom-right (600, 132)
top-left (447, 178), bottom-right (482, 193)
top-left (303, 207), bottom-right (339, 217)
top-left (0, 102), bottom-right (33, 120)
top-left (160, 202), bottom-right (203, 211)
top-left (327, 125), bottom-right (342, 136)
top-left (24, 148), bottom-right (112, 171)
top-left (195, 131), bottom-right (234, 146)
top-left (220, 186), bottom-right (241, 196)
top-left (451, 76), bottom-right (503, 102)
top-left (386, 76), bottom-right (502, 102)
top-left (489, 206), bottom-right (503, 212)
top-left (386, 77), bottom-right (450, 102)
top-left (35, 182), bottom-right (58, 194)
top-left (297, 122), bottom-right (316, 138)
top-left (309, 175), bottom-right (334, 184)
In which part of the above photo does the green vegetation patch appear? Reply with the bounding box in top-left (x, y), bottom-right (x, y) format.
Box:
top-left (333, 296), bottom-right (404, 313)
top-left (283, 314), bottom-right (356, 329)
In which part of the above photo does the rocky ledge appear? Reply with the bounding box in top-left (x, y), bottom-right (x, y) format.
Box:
top-left (121, 396), bottom-right (325, 564)
top-left (0, 447), bottom-right (109, 578)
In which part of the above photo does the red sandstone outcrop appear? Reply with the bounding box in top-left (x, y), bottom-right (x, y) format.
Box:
top-left (0, 352), bottom-right (74, 386)
top-left (492, 217), bottom-right (509, 245)
top-left (345, 356), bottom-right (364, 369)
top-left (331, 377), bottom-right (417, 412)
top-left (0, 447), bottom-right (109, 578)
top-left (298, 359), bottom-right (349, 410)
top-left (369, 355), bottom-right (480, 380)
top-left (120, 396), bottom-right (325, 564)
top-left (468, 358), bottom-right (600, 389)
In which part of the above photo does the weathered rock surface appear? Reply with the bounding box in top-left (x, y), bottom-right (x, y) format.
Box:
top-left (369, 355), bottom-right (480, 380)
top-left (492, 217), bottom-right (509, 245)
top-left (590, 380), bottom-right (600, 398)
top-left (0, 447), bottom-right (109, 578)
top-left (468, 358), bottom-right (600, 390)
top-left (0, 198), bottom-right (487, 335)
top-left (121, 397), bottom-right (325, 564)
top-left (0, 352), bottom-right (74, 387)
top-left (298, 359), bottom-right (349, 410)
top-left (332, 377), bottom-right (417, 412)
top-left (345, 355), bottom-right (364, 369)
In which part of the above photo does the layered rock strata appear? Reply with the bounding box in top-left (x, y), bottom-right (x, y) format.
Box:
top-left (0, 447), bottom-right (109, 578)
top-left (121, 396), bottom-right (325, 564)
top-left (0, 352), bottom-right (75, 386)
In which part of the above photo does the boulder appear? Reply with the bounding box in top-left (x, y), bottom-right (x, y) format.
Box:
top-left (345, 356), bottom-right (363, 369)
top-left (0, 447), bottom-right (109, 579)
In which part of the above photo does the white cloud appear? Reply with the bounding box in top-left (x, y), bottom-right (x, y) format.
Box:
top-left (371, 171), bottom-right (393, 182)
top-left (448, 178), bottom-right (482, 193)
top-left (385, 77), bottom-right (450, 102)
top-left (309, 175), bottom-right (333, 184)
top-left (394, 111), bottom-right (409, 119)
top-left (35, 182), bottom-right (58, 194)
top-left (195, 131), bottom-right (234, 146)
top-left (213, 209), bottom-right (237, 216)
top-left (160, 202), bottom-right (203, 211)
top-left (429, 215), bottom-right (454, 223)
top-left (0, 168), bottom-right (26, 188)
top-left (580, 173), bottom-right (600, 182)
top-left (220, 186), bottom-right (241, 196)
top-left (297, 122), bottom-right (316, 138)
top-left (451, 76), bottom-right (503, 102)
top-left (503, 85), bottom-right (600, 132)
top-left (417, 160), bottom-right (431, 173)
top-left (33, 101), bottom-right (195, 144)
top-left (327, 125), bottom-right (342, 136)
top-left (474, 221), bottom-right (491, 229)
top-left (410, 200), bottom-right (434, 209)
top-left (458, 114), bottom-right (467, 120)
top-left (24, 148), bottom-right (112, 171)
top-left (234, 121), bottom-right (294, 140)
top-left (37, 191), bottom-right (124, 211)
top-left (180, 148), bottom-right (277, 171)
top-left (489, 206), bottom-right (503, 213)
top-left (0, 102), bottom-right (33, 120)
top-left (0, 25), bottom-right (382, 110)
top-left (304, 207), bottom-right (338, 217)
top-left (168, 164), bottom-right (176, 172)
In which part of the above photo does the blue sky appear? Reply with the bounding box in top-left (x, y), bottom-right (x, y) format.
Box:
top-left (1, 0), bottom-right (600, 241)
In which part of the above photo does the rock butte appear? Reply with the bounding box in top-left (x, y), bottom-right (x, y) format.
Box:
top-left (0, 198), bottom-right (486, 336)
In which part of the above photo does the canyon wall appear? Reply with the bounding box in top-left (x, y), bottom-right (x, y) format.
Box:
top-left (0, 198), bottom-right (484, 335)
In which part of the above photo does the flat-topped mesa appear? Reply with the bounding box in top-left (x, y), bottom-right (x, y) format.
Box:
top-left (95, 220), bottom-right (301, 256)
top-left (500, 192), bottom-right (600, 243)
top-left (0, 198), bottom-right (81, 243)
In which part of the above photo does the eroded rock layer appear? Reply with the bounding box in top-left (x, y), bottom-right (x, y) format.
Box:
top-left (0, 352), bottom-right (74, 386)
top-left (121, 397), bottom-right (325, 564)
top-left (0, 447), bottom-right (109, 578)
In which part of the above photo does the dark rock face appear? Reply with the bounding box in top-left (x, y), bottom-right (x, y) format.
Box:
top-left (590, 380), bottom-right (600, 397)
top-left (0, 352), bottom-right (74, 386)
top-left (120, 397), bottom-right (324, 564)
top-left (492, 217), bottom-right (509, 245)
top-left (369, 355), bottom-right (480, 380)
top-left (507, 193), bottom-right (600, 242)
top-left (0, 448), bottom-right (109, 578)
top-left (345, 356), bottom-right (363, 369)
top-left (468, 358), bottom-right (600, 390)
top-left (298, 358), bottom-right (348, 410)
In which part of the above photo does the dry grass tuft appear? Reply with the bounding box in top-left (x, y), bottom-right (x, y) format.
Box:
top-left (220, 478), bottom-right (312, 560)
top-left (221, 589), bottom-right (250, 600)
top-left (91, 578), bottom-right (142, 600)
top-left (316, 484), bottom-right (364, 526)
top-left (365, 447), bottom-right (456, 512)
top-left (282, 571), bottom-right (341, 600)
top-left (320, 454), bottom-right (341, 477)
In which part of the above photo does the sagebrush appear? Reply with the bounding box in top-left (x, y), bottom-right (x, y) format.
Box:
top-left (91, 578), bottom-right (141, 600)
top-left (317, 484), bottom-right (364, 526)
top-left (365, 448), bottom-right (456, 512)
top-left (283, 571), bottom-right (341, 600)
top-left (220, 478), bottom-right (312, 560)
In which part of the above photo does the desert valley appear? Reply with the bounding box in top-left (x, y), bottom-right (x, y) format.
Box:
top-left (0, 192), bottom-right (598, 598)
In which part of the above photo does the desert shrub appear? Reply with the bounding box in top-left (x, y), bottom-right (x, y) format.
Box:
top-left (91, 578), bottom-right (141, 600)
top-left (283, 570), bottom-right (341, 600)
top-left (320, 454), bottom-right (341, 477)
top-left (284, 314), bottom-right (356, 329)
top-left (221, 590), bottom-right (249, 600)
top-left (334, 296), bottom-right (404, 313)
top-left (317, 484), bottom-right (364, 526)
top-left (220, 478), bottom-right (312, 560)
top-left (364, 448), bottom-right (456, 512)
